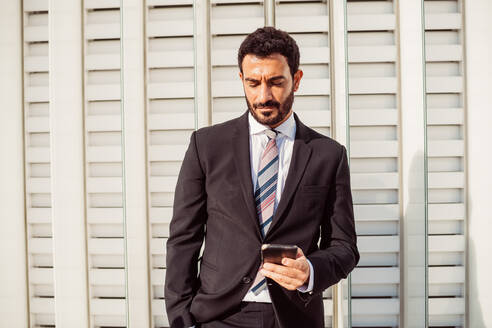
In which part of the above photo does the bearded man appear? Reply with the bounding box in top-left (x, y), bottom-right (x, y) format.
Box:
top-left (165, 26), bottom-right (359, 328)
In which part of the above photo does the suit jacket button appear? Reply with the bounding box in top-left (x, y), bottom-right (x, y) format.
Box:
top-left (242, 277), bottom-right (251, 284)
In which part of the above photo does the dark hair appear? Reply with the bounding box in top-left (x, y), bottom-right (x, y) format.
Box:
top-left (238, 26), bottom-right (300, 77)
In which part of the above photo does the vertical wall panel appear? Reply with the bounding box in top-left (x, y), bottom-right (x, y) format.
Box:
top-left (424, 0), bottom-right (466, 326)
top-left (122, 0), bottom-right (150, 326)
top-left (49, 0), bottom-right (89, 326)
top-left (83, 1), bottom-right (126, 327)
top-left (346, 1), bottom-right (400, 326)
top-left (145, 1), bottom-right (195, 326)
top-left (22, 0), bottom-right (56, 326)
top-left (0, 1), bottom-right (29, 326)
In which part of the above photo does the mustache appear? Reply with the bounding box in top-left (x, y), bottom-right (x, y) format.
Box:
top-left (254, 100), bottom-right (280, 109)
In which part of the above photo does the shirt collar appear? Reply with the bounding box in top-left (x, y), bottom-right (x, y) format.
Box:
top-left (248, 110), bottom-right (296, 140)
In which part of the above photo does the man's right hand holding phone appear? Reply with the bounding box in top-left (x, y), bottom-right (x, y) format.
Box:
top-left (260, 245), bottom-right (312, 292)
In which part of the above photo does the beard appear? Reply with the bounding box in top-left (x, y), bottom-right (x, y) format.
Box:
top-left (246, 89), bottom-right (295, 127)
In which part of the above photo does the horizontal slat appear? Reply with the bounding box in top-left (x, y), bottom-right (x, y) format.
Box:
top-left (347, 14), bottom-right (395, 31)
top-left (351, 141), bottom-right (398, 157)
top-left (358, 236), bottom-right (399, 253)
top-left (28, 178), bottom-right (50, 193)
top-left (350, 109), bottom-right (397, 126)
top-left (90, 269), bottom-right (125, 285)
top-left (24, 0), bottom-right (48, 11)
top-left (351, 267), bottom-right (399, 284)
top-left (425, 13), bottom-right (462, 30)
top-left (27, 208), bottom-right (52, 223)
top-left (26, 117), bottom-right (49, 133)
top-left (428, 140), bottom-right (464, 157)
top-left (428, 203), bottom-right (465, 220)
top-left (426, 45), bottom-right (462, 62)
top-left (148, 82), bottom-right (194, 99)
top-left (426, 76), bottom-right (463, 93)
top-left (85, 24), bottom-right (120, 40)
top-left (26, 86), bottom-right (49, 102)
top-left (352, 298), bottom-right (399, 315)
top-left (86, 84), bottom-right (121, 101)
top-left (26, 147), bottom-right (50, 163)
top-left (428, 297), bottom-right (465, 315)
top-left (354, 204), bottom-right (399, 221)
top-left (349, 45), bottom-right (396, 62)
top-left (86, 54), bottom-right (120, 70)
top-left (87, 208), bottom-right (124, 224)
top-left (296, 110), bottom-right (331, 127)
top-left (30, 297), bottom-right (55, 314)
top-left (148, 113), bottom-right (195, 130)
top-left (29, 238), bottom-right (53, 254)
top-left (349, 77), bottom-right (397, 94)
top-left (149, 145), bottom-right (187, 161)
top-left (87, 146), bottom-right (122, 162)
top-left (151, 238), bottom-right (166, 255)
top-left (90, 299), bottom-right (125, 315)
top-left (351, 173), bottom-right (399, 190)
top-left (429, 266), bottom-right (464, 284)
top-left (24, 26), bottom-right (48, 42)
top-left (429, 235), bottom-right (465, 252)
top-left (427, 108), bottom-right (463, 125)
top-left (86, 115), bottom-right (122, 132)
top-left (24, 56), bottom-right (49, 72)
top-left (149, 177), bottom-right (178, 193)
top-left (277, 16), bottom-right (329, 32)
top-left (147, 21), bottom-right (193, 37)
top-left (149, 207), bottom-right (173, 223)
top-left (84, 0), bottom-right (120, 9)
top-left (428, 172), bottom-right (464, 188)
top-left (87, 177), bottom-right (123, 193)
top-left (211, 18), bottom-right (264, 35)
top-left (88, 238), bottom-right (124, 255)
top-left (148, 51), bottom-right (193, 68)
top-left (30, 268), bottom-right (53, 284)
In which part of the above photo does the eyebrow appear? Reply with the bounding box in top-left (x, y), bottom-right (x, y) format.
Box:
top-left (244, 75), bottom-right (286, 83)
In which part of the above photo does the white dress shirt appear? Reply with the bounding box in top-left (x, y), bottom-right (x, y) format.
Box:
top-left (242, 110), bottom-right (314, 303)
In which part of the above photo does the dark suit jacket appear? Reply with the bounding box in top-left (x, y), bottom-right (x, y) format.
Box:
top-left (165, 110), bottom-right (359, 328)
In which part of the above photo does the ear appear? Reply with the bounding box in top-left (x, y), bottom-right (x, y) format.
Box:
top-left (292, 70), bottom-right (303, 92)
top-left (239, 71), bottom-right (243, 81)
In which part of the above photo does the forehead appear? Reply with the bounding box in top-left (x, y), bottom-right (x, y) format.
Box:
top-left (241, 53), bottom-right (290, 78)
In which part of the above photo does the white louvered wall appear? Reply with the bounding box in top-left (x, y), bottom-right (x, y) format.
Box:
top-left (424, 0), bottom-right (466, 326)
top-left (84, 1), bottom-right (126, 327)
top-left (3, 0), bottom-right (473, 327)
top-left (346, 0), bottom-right (400, 326)
top-left (22, 0), bottom-right (55, 326)
top-left (145, 1), bottom-right (195, 326)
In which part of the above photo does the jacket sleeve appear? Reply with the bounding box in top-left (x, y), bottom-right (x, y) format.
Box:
top-left (304, 144), bottom-right (360, 298)
top-left (165, 131), bottom-right (207, 328)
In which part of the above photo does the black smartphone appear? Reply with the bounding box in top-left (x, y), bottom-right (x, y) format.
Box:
top-left (261, 244), bottom-right (298, 265)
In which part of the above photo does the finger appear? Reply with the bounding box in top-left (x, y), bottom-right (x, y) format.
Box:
top-left (281, 257), bottom-right (306, 271)
top-left (260, 268), bottom-right (303, 288)
top-left (263, 262), bottom-right (304, 280)
top-left (296, 246), bottom-right (304, 259)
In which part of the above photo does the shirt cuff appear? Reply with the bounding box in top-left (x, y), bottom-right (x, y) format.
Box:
top-left (297, 259), bottom-right (314, 293)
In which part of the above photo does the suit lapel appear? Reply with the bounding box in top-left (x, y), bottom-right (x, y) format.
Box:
top-left (266, 113), bottom-right (312, 237)
top-left (232, 111), bottom-right (263, 241)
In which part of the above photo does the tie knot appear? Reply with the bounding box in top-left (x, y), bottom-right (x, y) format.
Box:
top-left (265, 129), bottom-right (278, 140)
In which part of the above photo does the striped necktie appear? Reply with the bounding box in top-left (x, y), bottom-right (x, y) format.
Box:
top-left (248, 128), bottom-right (279, 296)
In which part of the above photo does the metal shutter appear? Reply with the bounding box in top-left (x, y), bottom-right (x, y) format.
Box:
top-left (347, 0), bottom-right (400, 326)
top-left (424, 0), bottom-right (466, 326)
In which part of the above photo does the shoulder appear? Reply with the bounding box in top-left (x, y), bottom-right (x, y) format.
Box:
top-left (193, 114), bottom-right (244, 143)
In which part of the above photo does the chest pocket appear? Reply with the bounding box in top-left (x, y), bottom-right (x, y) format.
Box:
top-left (299, 185), bottom-right (330, 218)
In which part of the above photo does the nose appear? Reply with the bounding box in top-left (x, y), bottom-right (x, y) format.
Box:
top-left (257, 82), bottom-right (273, 104)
